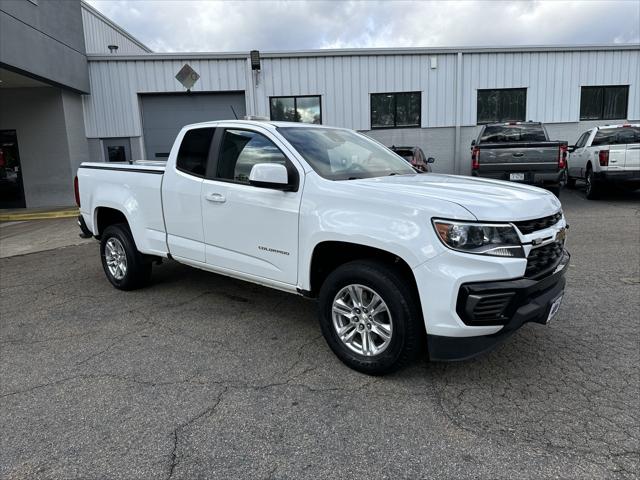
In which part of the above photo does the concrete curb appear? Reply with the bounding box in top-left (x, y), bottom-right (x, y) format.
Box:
top-left (0, 209), bottom-right (79, 222)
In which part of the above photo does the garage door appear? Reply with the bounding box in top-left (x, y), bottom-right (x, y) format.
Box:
top-left (140, 92), bottom-right (246, 160)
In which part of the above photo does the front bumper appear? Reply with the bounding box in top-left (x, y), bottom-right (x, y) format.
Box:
top-left (427, 250), bottom-right (569, 361)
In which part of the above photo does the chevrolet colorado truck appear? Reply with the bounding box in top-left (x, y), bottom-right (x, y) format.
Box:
top-left (471, 122), bottom-right (568, 196)
top-left (76, 120), bottom-right (569, 375)
top-left (566, 123), bottom-right (640, 199)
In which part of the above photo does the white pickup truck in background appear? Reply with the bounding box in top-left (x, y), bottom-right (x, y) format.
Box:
top-left (567, 124), bottom-right (640, 199)
top-left (77, 120), bottom-right (569, 374)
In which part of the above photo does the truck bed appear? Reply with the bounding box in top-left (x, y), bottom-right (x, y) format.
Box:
top-left (77, 161), bottom-right (168, 256)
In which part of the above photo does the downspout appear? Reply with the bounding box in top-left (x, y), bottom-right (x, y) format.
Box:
top-left (454, 51), bottom-right (463, 175)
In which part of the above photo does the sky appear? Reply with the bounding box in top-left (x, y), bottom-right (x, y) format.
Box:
top-left (86, 0), bottom-right (640, 53)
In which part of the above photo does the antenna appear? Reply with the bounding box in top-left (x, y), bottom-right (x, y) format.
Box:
top-left (230, 105), bottom-right (239, 120)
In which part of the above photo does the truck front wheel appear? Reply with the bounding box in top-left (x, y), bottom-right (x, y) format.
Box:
top-left (318, 260), bottom-right (424, 375)
top-left (100, 223), bottom-right (152, 290)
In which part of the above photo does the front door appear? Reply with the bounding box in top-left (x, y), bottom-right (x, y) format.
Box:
top-left (0, 130), bottom-right (26, 208)
top-left (201, 127), bottom-right (302, 285)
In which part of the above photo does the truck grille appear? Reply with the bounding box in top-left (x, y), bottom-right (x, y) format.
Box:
top-left (514, 211), bottom-right (562, 235)
top-left (526, 241), bottom-right (564, 278)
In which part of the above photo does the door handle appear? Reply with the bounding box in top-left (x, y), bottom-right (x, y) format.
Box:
top-left (205, 192), bottom-right (226, 203)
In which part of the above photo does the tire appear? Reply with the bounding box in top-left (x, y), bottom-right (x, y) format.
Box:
top-left (585, 168), bottom-right (599, 200)
top-left (566, 176), bottom-right (577, 189)
top-left (100, 223), bottom-right (152, 290)
top-left (548, 185), bottom-right (561, 197)
top-left (318, 260), bottom-right (424, 375)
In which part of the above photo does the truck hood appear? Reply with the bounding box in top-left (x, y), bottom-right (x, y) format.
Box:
top-left (354, 174), bottom-right (561, 221)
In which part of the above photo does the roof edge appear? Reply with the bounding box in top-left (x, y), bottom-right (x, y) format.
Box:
top-left (86, 43), bottom-right (640, 61)
top-left (81, 0), bottom-right (153, 53)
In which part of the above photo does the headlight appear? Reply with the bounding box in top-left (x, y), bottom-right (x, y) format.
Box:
top-left (432, 219), bottom-right (524, 258)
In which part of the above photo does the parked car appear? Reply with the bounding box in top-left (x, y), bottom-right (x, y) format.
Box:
top-left (471, 122), bottom-right (567, 196)
top-left (390, 145), bottom-right (434, 172)
top-left (76, 120), bottom-right (569, 375)
top-left (566, 124), bottom-right (640, 199)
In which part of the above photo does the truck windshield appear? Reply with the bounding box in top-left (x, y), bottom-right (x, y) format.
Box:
top-left (480, 124), bottom-right (547, 143)
top-left (278, 127), bottom-right (416, 180)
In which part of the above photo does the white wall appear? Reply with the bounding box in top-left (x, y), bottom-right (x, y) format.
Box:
top-left (81, 2), bottom-right (150, 55)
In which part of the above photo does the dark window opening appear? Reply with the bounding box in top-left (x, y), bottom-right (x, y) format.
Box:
top-left (270, 96), bottom-right (322, 124)
top-left (371, 92), bottom-right (421, 129)
top-left (107, 146), bottom-right (126, 162)
top-left (176, 127), bottom-right (215, 177)
top-left (477, 88), bottom-right (526, 124)
top-left (580, 86), bottom-right (629, 121)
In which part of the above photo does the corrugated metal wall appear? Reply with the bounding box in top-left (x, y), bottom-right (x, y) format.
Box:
top-left (461, 49), bottom-right (640, 124)
top-left (253, 55), bottom-right (458, 129)
top-left (83, 47), bottom-right (640, 139)
top-left (81, 4), bottom-right (149, 54)
top-left (83, 58), bottom-right (248, 137)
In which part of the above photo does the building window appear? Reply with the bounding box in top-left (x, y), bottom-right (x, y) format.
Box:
top-left (370, 92), bottom-right (421, 129)
top-left (270, 96), bottom-right (322, 124)
top-left (176, 127), bottom-right (215, 177)
top-left (477, 88), bottom-right (526, 124)
top-left (580, 86), bottom-right (629, 121)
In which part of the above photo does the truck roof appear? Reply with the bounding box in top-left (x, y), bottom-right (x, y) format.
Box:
top-left (597, 123), bottom-right (640, 130)
top-left (181, 119), bottom-right (344, 131)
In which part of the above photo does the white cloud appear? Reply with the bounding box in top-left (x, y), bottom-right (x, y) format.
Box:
top-left (86, 0), bottom-right (640, 52)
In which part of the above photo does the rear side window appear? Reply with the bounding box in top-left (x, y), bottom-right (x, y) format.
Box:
top-left (593, 127), bottom-right (640, 146)
top-left (216, 130), bottom-right (290, 184)
top-left (176, 128), bottom-right (215, 177)
top-left (479, 124), bottom-right (547, 143)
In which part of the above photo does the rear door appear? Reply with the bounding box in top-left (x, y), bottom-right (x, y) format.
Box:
top-left (200, 126), bottom-right (303, 285)
top-left (161, 127), bottom-right (215, 262)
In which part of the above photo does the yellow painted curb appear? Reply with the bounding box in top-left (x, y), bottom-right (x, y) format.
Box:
top-left (0, 209), bottom-right (79, 222)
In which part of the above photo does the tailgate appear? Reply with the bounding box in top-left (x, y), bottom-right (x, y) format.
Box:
top-left (478, 143), bottom-right (561, 174)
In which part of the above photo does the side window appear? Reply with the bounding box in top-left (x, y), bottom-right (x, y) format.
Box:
top-left (575, 132), bottom-right (589, 148)
top-left (216, 129), bottom-right (290, 184)
top-left (176, 128), bottom-right (215, 177)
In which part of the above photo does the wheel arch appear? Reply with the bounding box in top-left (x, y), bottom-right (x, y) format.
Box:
top-left (306, 241), bottom-right (421, 305)
top-left (93, 206), bottom-right (131, 237)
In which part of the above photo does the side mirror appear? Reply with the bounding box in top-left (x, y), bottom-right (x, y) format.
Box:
top-left (427, 157), bottom-right (435, 164)
top-left (249, 163), bottom-right (292, 190)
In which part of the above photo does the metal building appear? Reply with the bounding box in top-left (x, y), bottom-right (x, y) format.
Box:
top-left (1, 0), bottom-right (639, 208)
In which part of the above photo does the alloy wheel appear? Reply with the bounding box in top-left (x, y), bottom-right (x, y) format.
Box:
top-left (331, 284), bottom-right (393, 356)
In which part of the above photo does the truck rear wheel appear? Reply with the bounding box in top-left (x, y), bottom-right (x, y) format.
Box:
top-left (585, 168), bottom-right (600, 200)
top-left (100, 223), bottom-right (152, 290)
top-left (317, 260), bottom-right (424, 375)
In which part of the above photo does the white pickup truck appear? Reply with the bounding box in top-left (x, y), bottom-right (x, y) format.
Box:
top-left (567, 124), bottom-right (640, 199)
top-left (77, 120), bottom-right (569, 374)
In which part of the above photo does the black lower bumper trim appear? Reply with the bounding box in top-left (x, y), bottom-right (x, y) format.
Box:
top-left (428, 250), bottom-right (569, 361)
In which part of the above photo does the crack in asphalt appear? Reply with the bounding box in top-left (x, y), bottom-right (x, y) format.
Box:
top-left (166, 386), bottom-right (228, 480)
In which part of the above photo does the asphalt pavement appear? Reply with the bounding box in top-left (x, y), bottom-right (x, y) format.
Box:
top-left (1, 187), bottom-right (638, 479)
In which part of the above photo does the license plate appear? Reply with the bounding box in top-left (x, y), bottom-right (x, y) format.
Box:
top-left (510, 173), bottom-right (525, 181)
top-left (546, 294), bottom-right (564, 324)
